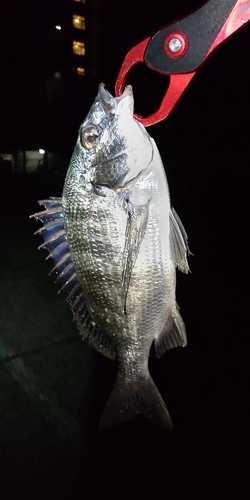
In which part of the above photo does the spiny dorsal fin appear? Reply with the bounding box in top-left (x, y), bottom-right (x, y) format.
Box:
top-left (30, 198), bottom-right (116, 359)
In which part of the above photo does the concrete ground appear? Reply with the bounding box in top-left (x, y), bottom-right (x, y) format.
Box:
top-left (0, 154), bottom-right (249, 499)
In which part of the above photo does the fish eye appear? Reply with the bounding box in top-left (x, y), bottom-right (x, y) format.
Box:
top-left (80, 125), bottom-right (99, 150)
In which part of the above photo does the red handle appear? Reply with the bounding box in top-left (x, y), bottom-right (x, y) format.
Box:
top-left (133, 73), bottom-right (195, 127)
top-left (115, 37), bottom-right (195, 126)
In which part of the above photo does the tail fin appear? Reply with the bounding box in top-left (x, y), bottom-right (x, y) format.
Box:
top-left (99, 374), bottom-right (172, 430)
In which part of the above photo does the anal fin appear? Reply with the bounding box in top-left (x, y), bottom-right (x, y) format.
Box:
top-left (154, 307), bottom-right (187, 357)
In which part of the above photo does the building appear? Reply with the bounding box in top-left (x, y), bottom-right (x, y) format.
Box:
top-left (72, 0), bottom-right (99, 80)
top-left (0, 0), bottom-right (100, 175)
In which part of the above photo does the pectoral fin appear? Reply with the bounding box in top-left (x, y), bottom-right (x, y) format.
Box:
top-left (169, 207), bottom-right (190, 273)
top-left (121, 201), bottom-right (149, 313)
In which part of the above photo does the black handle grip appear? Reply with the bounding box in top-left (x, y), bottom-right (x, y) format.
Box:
top-left (145, 0), bottom-right (236, 74)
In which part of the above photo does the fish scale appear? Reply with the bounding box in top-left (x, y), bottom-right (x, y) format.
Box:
top-left (31, 84), bottom-right (189, 429)
top-left (64, 192), bottom-right (124, 323)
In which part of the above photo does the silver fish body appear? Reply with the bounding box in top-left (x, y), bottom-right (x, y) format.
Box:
top-left (32, 84), bottom-right (189, 429)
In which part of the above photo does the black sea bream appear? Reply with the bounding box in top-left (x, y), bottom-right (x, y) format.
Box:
top-left (32, 84), bottom-right (189, 429)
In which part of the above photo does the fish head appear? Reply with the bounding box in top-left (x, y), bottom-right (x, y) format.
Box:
top-left (66, 84), bottom-right (153, 189)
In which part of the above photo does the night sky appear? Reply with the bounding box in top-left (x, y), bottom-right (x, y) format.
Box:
top-left (0, 1), bottom-right (250, 499)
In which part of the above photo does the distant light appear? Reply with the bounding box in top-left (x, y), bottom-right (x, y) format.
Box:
top-left (55, 25), bottom-right (61, 30)
top-left (39, 149), bottom-right (45, 154)
top-left (72, 40), bottom-right (85, 56)
top-left (76, 67), bottom-right (85, 76)
top-left (72, 15), bottom-right (85, 30)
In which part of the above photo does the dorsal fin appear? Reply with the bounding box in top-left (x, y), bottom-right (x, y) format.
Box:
top-left (30, 198), bottom-right (116, 360)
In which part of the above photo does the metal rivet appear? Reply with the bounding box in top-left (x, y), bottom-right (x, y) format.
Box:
top-left (164, 31), bottom-right (189, 59)
top-left (168, 37), bottom-right (183, 53)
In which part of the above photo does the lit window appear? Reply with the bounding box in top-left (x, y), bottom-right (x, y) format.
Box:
top-left (73, 15), bottom-right (85, 30)
top-left (76, 67), bottom-right (85, 76)
top-left (73, 0), bottom-right (86, 3)
top-left (72, 41), bottom-right (85, 56)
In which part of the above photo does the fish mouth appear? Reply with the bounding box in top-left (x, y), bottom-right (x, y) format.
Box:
top-left (98, 83), bottom-right (133, 114)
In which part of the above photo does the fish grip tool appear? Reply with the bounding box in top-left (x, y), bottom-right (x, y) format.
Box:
top-left (115, 0), bottom-right (250, 126)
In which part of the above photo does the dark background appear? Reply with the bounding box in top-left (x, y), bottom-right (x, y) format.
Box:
top-left (0, 1), bottom-right (250, 499)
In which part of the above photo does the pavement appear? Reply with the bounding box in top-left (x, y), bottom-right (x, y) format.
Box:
top-left (0, 154), bottom-right (249, 499)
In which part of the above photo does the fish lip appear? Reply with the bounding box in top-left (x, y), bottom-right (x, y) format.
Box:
top-left (98, 83), bottom-right (133, 114)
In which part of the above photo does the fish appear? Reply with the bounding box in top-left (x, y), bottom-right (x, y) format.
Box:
top-left (31, 83), bottom-right (190, 430)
